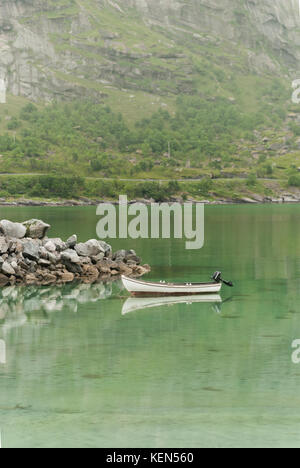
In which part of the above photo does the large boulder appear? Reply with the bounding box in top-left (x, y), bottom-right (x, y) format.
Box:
top-left (22, 241), bottom-right (40, 262)
top-left (75, 239), bottom-right (111, 257)
top-left (0, 220), bottom-right (26, 239)
top-left (23, 219), bottom-right (50, 239)
top-left (75, 240), bottom-right (101, 257)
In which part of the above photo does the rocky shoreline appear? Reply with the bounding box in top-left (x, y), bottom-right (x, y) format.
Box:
top-left (1, 197), bottom-right (300, 207)
top-left (0, 219), bottom-right (150, 287)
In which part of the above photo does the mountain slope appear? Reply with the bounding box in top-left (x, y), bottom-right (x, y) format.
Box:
top-left (1, 1), bottom-right (300, 202)
top-left (0, 0), bottom-right (299, 108)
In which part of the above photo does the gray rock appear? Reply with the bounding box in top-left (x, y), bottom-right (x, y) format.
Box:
top-left (39, 246), bottom-right (49, 260)
top-left (75, 239), bottom-right (101, 257)
top-left (0, 237), bottom-right (9, 254)
top-left (2, 262), bottom-right (15, 276)
top-left (75, 239), bottom-right (111, 257)
top-left (64, 261), bottom-right (82, 275)
top-left (61, 249), bottom-right (81, 264)
top-left (48, 252), bottom-right (60, 265)
top-left (11, 261), bottom-right (18, 270)
top-left (23, 241), bottom-right (40, 262)
top-left (44, 241), bottom-right (56, 253)
top-left (0, 220), bottom-right (26, 239)
top-left (48, 238), bottom-right (67, 252)
top-left (126, 249), bottom-right (137, 256)
top-left (98, 240), bottom-right (112, 256)
top-left (126, 253), bottom-right (141, 264)
top-left (91, 252), bottom-right (105, 263)
top-left (113, 249), bottom-right (126, 261)
top-left (23, 219), bottom-right (50, 239)
top-left (66, 235), bottom-right (77, 249)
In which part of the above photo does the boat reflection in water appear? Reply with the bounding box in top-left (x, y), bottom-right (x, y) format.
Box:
top-left (122, 294), bottom-right (223, 316)
top-left (0, 282), bottom-right (227, 335)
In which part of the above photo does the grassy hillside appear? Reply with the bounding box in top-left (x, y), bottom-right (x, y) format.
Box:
top-left (0, 91), bottom-right (299, 202)
top-left (1, 0), bottom-right (300, 201)
top-left (0, 91), bottom-right (293, 177)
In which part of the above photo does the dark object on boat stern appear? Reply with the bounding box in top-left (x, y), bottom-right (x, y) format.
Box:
top-left (212, 271), bottom-right (233, 288)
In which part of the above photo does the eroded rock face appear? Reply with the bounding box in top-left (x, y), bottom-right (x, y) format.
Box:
top-left (0, 0), bottom-right (299, 102)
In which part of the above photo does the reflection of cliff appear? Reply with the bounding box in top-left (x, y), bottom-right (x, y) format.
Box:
top-left (0, 281), bottom-right (116, 331)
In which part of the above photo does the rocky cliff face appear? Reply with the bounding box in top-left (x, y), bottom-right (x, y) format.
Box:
top-left (0, 0), bottom-right (299, 101)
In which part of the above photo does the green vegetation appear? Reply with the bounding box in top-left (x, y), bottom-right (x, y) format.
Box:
top-left (288, 174), bottom-right (300, 187)
top-left (0, 94), bottom-right (289, 183)
top-left (0, 1), bottom-right (299, 201)
top-left (0, 173), bottom-right (281, 203)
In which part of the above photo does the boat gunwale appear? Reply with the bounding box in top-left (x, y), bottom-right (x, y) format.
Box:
top-left (122, 275), bottom-right (219, 289)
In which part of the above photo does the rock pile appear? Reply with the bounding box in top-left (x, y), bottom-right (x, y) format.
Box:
top-left (0, 219), bottom-right (150, 286)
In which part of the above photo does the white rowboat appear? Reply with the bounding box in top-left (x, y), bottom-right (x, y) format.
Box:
top-left (122, 275), bottom-right (223, 296)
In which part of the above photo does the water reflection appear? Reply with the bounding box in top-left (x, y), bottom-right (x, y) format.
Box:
top-left (0, 339), bottom-right (5, 364)
top-left (122, 294), bottom-right (223, 315)
top-left (0, 282), bottom-right (230, 336)
top-left (0, 282), bottom-right (117, 332)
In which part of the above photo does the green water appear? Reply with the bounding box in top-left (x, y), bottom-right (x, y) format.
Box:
top-left (0, 205), bottom-right (300, 448)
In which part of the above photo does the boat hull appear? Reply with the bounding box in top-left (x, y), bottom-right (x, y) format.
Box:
top-left (122, 275), bottom-right (222, 296)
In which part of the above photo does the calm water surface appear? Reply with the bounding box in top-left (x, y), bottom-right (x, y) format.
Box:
top-left (0, 205), bottom-right (300, 448)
